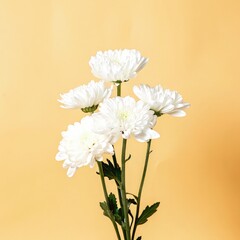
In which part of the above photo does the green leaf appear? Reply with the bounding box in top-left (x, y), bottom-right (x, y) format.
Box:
top-left (117, 208), bottom-right (124, 226)
top-left (107, 193), bottom-right (123, 226)
top-left (126, 192), bottom-right (139, 202)
top-left (99, 159), bottom-right (121, 184)
top-left (128, 209), bottom-right (134, 229)
top-left (114, 212), bottom-right (122, 225)
top-left (137, 202), bottom-right (160, 225)
top-left (125, 154), bottom-right (132, 162)
top-left (99, 193), bottom-right (119, 219)
top-left (100, 201), bottom-right (110, 218)
top-left (136, 237), bottom-right (142, 240)
top-left (127, 198), bottom-right (137, 206)
top-left (108, 193), bottom-right (118, 214)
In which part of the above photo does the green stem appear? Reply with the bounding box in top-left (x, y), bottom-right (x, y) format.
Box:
top-left (115, 84), bottom-right (125, 238)
top-left (132, 140), bottom-right (152, 240)
top-left (112, 150), bottom-right (126, 239)
top-left (117, 83), bottom-right (121, 96)
top-left (120, 139), bottom-right (131, 240)
top-left (97, 161), bottom-right (122, 240)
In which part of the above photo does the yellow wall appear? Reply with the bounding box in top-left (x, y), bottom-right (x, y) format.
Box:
top-left (1, 0), bottom-right (240, 239)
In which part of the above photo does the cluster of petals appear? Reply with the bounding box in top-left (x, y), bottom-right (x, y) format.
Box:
top-left (56, 49), bottom-right (190, 176)
top-left (89, 49), bottom-right (148, 82)
top-left (56, 116), bottom-right (114, 177)
top-left (58, 80), bottom-right (112, 110)
top-left (92, 96), bottom-right (160, 143)
top-left (133, 84), bottom-right (190, 117)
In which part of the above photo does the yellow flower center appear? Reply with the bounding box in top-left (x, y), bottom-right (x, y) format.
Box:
top-left (118, 111), bottom-right (129, 120)
top-left (80, 132), bottom-right (96, 148)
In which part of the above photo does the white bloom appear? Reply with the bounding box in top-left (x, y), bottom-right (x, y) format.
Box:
top-left (56, 116), bottom-right (114, 177)
top-left (89, 49), bottom-right (148, 83)
top-left (133, 84), bottom-right (190, 117)
top-left (58, 80), bottom-right (112, 112)
top-left (92, 96), bottom-right (160, 143)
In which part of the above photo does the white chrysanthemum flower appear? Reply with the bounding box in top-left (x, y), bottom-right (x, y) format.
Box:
top-left (56, 116), bottom-right (114, 177)
top-left (92, 96), bottom-right (160, 143)
top-left (133, 84), bottom-right (190, 117)
top-left (89, 49), bottom-right (148, 83)
top-left (58, 80), bottom-right (112, 113)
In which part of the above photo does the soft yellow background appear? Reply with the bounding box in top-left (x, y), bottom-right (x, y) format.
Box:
top-left (1, 0), bottom-right (240, 239)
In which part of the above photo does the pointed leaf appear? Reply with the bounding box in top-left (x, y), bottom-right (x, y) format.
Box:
top-left (127, 198), bottom-right (137, 206)
top-left (117, 208), bottom-right (124, 226)
top-left (136, 237), bottom-right (142, 240)
top-left (125, 154), bottom-right (132, 162)
top-left (114, 212), bottom-right (122, 225)
top-left (137, 202), bottom-right (160, 225)
top-left (108, 193), bottom-right (118, 214)
top-left (126, 192), bottom-right (139, 202)
top-left (128, 209), bottom-right (134, 229)
top-left (108, 193), bottom-right (123, 226)
top-left (99, 159), bottom-right (121, 184)
top-left (100, 201), bottom-right (110, 218)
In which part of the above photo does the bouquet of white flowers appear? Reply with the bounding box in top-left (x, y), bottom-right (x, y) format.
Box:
top-left (56, 49), bottom-right (190, 240)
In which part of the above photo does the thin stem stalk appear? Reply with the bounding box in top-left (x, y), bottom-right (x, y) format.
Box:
top-left (97, 161), bottom-right (122, 240)
top-left (115, 85), bottom-right (127, 238)
top-left (132, 140), bottom-right (152, 240)
top-left (117, 83), bottom-right (121, 96)
top-left (112, 151), bottom-right (126, 239)
top-left (120, 139), bottom-right (131, 240)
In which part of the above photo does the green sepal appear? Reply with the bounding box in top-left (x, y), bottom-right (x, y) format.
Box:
top-left (81, 105), bottom-right (98, 113)
top-left (136, 237), bottom-right (142, 240)
top-left (113, 80), bottom-right (129, 85)
top-left (136, 202), bottom-right (160, 225)
top-left (154, 110), bottom-right (163, 117)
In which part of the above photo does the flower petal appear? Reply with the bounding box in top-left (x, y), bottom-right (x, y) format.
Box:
top-left (89, 49), bottom-right (148, 82)
top-left (169, 110), bottom-right (187, 117)
top-left (133, 84), bottom-right (190, 117)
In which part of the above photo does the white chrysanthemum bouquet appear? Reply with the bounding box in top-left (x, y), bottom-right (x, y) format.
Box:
top-left (56, 49), bottom-right (190, 240)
